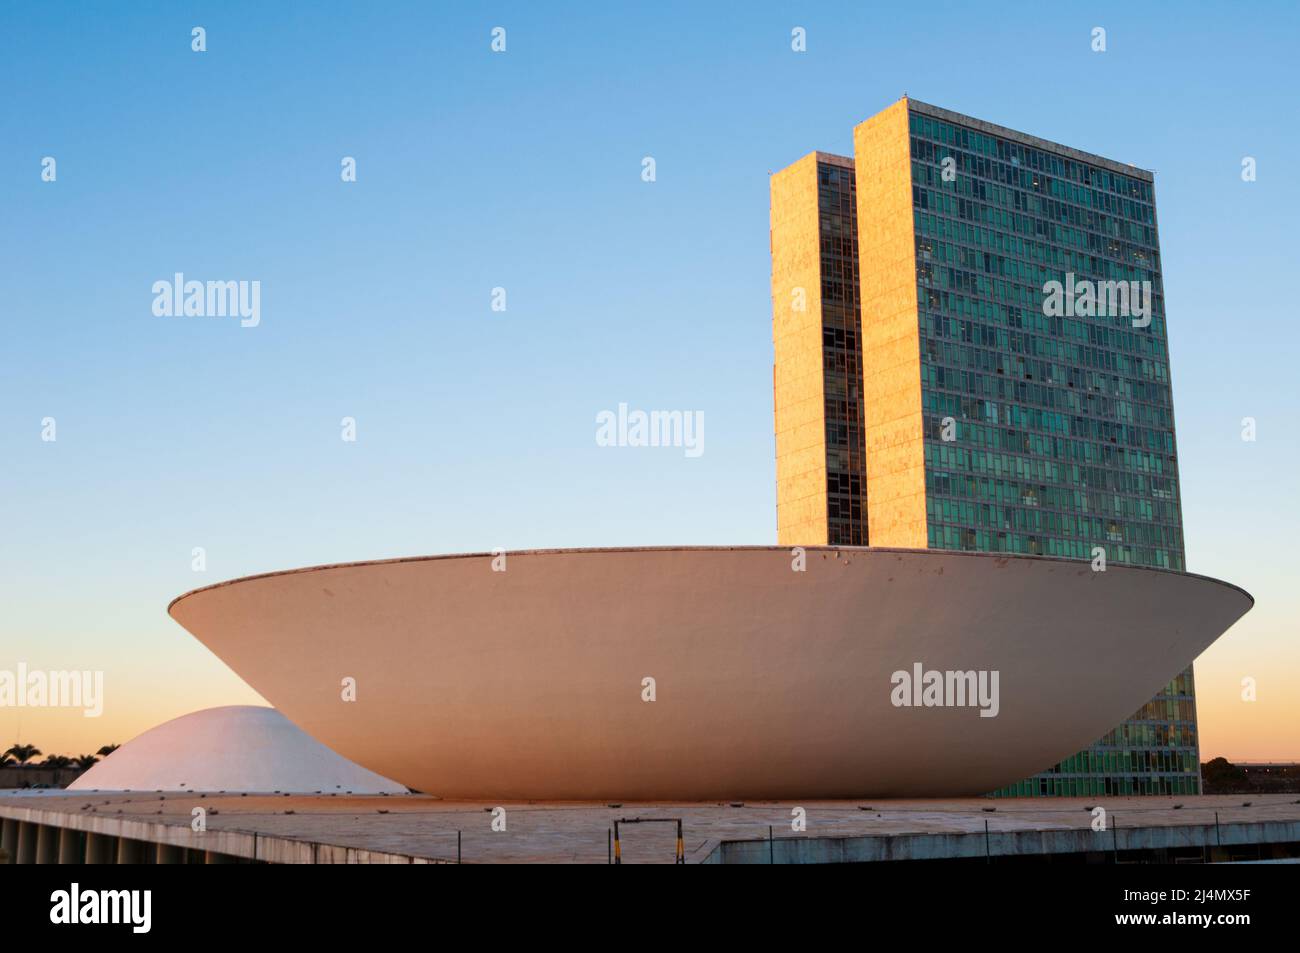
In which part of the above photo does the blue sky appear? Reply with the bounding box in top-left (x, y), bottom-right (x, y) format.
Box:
top-left (1, 1), bottom-right (1297, 757)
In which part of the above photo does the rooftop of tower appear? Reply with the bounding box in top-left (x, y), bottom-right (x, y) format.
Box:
top-left (900, 97), bottom-right (1155, 182)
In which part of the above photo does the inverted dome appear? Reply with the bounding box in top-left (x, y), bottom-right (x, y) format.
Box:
top-left (70, 705), bottom-right (406, 793)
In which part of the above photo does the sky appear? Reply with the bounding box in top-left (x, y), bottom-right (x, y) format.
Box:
top-left (1, 1), bottom-right (1296, 763)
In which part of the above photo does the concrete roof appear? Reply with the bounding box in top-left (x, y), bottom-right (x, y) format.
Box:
top-left (3, 792), bottom-right (1295, 864)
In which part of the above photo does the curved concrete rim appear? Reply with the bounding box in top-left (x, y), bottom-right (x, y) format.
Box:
top-left (168, 545), bottom-right (1254, 615)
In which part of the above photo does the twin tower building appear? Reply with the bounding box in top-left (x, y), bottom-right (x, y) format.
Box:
top-left (770, 98), bottom-right (1198, 796)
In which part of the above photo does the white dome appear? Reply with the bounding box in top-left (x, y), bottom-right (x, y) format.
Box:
top-left (70, 706), bottom-right (406, 793)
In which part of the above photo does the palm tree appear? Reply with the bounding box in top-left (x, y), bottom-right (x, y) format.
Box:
top-left (42, 755), bottom-right (74, 770)
top-left (96, 744), bottom-right (119, 757)
top-left (74, 754), bottom-right (99, 770)
top-left (3, 744), bottom-right (41, 765)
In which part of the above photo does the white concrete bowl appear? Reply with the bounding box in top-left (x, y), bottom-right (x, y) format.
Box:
top-left (169, 547), bottom-right (1252, 800)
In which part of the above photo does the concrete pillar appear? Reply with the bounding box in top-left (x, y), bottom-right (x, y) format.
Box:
top-left (85, 833), bottom-right (113, 864)
top-left (204, 849), bottom-right (236, 864)
top-left (35, 824), bottom-right (60, 864)
top-left (0, 818), bottom-right (17, 863)
top-left (156, 843), bottom-right (184, 864)
top-left (116, 837), bottom-right (146, 864)
top-left (58, 828), bottom-right (85, 863)
top-left (16, 822), bottom-right (37, 864)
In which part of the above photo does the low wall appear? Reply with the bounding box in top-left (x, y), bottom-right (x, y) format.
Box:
top-left (0, 767), bottom-right (84, 789)
top-left (707, 819), bottom-right (1300, 864)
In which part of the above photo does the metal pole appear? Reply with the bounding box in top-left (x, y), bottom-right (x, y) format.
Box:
top-left (769, 825), bottom-right (774, 864)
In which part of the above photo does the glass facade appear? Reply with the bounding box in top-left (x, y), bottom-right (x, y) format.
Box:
top-left (817, 160), bottom-right (868, 546)
top-left (905, 106), bottom-right (1200, 796)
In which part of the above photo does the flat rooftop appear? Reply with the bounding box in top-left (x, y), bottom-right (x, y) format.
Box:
top-left (904, 97), bottom-right (1156, 181)
top-left (4, 792), bottom-right (1298, 864)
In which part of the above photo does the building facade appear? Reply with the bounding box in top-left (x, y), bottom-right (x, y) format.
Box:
top-left (771, 98), bottom-right (1200, 796)
top-left (771, 152), bottom-right (868, 547)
